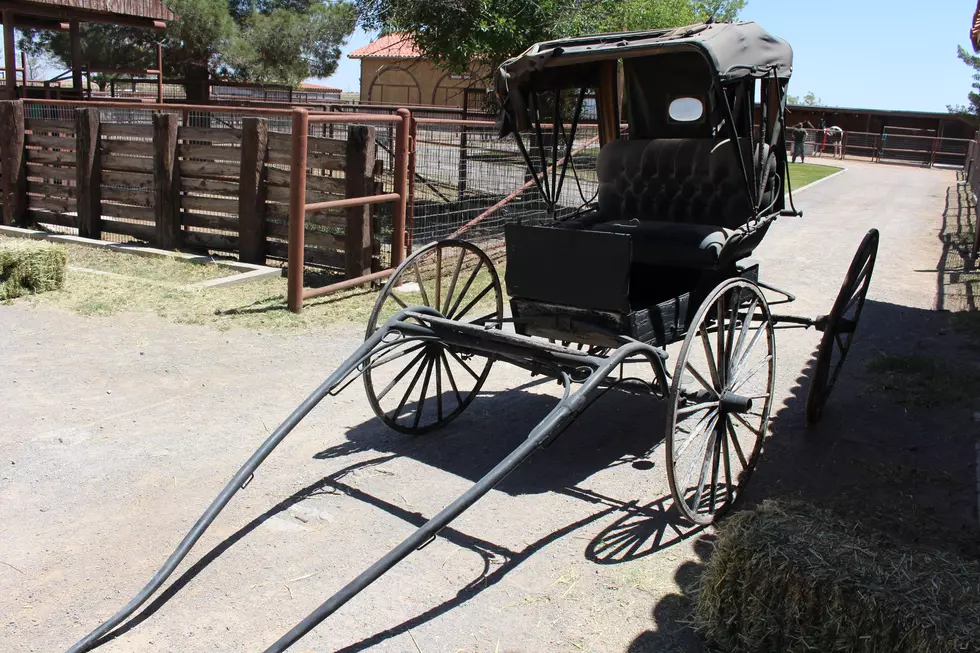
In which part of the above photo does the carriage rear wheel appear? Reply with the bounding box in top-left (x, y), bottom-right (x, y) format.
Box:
top-left (806, 229), bottom-right (879, 424)
top-left (666, 279), bottom-right (775, 525)
top-left (364, 240), bottom-right (503, 435)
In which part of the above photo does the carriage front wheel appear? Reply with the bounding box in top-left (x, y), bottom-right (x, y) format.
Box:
top-left (364, 240), bottom-right (504, 435)
top-left (666, 279), bottom-right (776, 525)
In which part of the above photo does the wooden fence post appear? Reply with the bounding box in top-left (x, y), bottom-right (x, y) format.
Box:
top-left (238, 117), bottom-right (269, 264)
top-left (153, 111), bottom-right (179, 248)
top-left (0, 99), bottom-right (25, 226)
top-left (345, 125), bottom-right (376, 279)
top-left (75, 107), bottom-right (102, 238)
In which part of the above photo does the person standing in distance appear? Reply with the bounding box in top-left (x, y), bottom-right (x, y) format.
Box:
top-left (791, 123), bottom-right (807, 163)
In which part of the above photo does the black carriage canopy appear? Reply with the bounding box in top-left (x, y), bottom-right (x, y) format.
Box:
top-left (495, 21), bottom-right (793, 137)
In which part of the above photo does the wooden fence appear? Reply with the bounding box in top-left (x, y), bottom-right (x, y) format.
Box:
top-left (0, 99), bottom-right (383, 276)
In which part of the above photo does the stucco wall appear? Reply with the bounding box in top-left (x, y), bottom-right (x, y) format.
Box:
top-left (357, 58), bottom-right (488, 108)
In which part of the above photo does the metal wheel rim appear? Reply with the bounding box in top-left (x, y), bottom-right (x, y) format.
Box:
top-left (806, 229), bottom-right (879, 424)
top-left (666, 278), bottom-right (775, 525)
top-left (364, 240), bottom-right (503, 435)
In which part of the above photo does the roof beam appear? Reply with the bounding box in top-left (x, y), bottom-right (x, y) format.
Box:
top-left (0, 3), bottom-right (167, 29)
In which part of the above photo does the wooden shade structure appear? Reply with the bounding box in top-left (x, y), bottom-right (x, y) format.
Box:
top-left (0, 0), bottom-right (175, 99)
top-left (973, 0), bottom-right (980, 52)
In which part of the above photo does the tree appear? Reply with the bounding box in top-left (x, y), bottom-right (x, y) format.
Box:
top-left (788, 91), bottom-right (821, 106)
top-left (949, 45), bottom-right (980, 119)
top-left (18, 0), bottom-right (356, 101)
top-left (355, 0), bottom-right (745, 75)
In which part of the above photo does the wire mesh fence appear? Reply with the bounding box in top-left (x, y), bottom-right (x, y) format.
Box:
top-left (408, 120), bottom-right (600, 258)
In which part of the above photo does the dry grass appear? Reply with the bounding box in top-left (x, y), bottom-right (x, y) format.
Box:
top-left (693, 500), bottom-right (980, 653)
top-left (0, 238), bottom-right (67, 300)
top-left (7, 237), bottom-right (506, 333)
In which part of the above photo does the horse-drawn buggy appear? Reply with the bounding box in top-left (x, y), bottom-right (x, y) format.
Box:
top-left (69, 21), bottom-right (878, 652)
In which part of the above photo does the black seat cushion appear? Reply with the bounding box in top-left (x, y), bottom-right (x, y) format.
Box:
top-left (587, 138), bottom-right (767, 268)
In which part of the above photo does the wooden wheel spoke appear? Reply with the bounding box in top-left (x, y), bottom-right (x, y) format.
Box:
top-left (446, 347), bottom-right (481, 381)
top-left (412, 261), bottom-right (431, 308)
top-left (699, 326), bottom-right (721, 390)
top-left (685, 362), bottom-right (719, 398)
top-left (676, 408), bottom-right (718, 461)
top-left (434, 247), bottom-right (443, 312)
top-left (731, 298), bottom-right (758, 374)
top-left (724, 291), bottom-right (741, 379)
top-left (726, 418), bottom-right (749, 469)
top-left (677, 400), bottom-right (718, 417)
top-left (690, 428), bottom-right (719, 512)
top-left (730, 354), bottom-right (773, 394)
top-left (413, 357), bottom-right (435, 429)
top-left (391, 352), bottom-right (431, 422)
top-left (731, 411), bottom-right (764, 437)
top-left (450, 283), bottom-right (494, 321)
top-left (369, 342), bottom-right (426, 370)
top-left (732, 321), bottom-right (767, 379)
top-left (375, 347), bottom-right (429, 401)
top-left (442, 249), bottom-right (466, 316)
top-left (435, 356), bottom-right (444, 422)
top-left (439, 350), bottom-right (463, 405)
top-left (716, 293), bottom-right (726, 386)
top-left (679, 412), bottom-right (720, 486)
top-left (388, 291), bottom-right (409, 310)
top-left (721, 422), bottom-right (734, 502)
top-left (708, 427), bottom-right (722, 513)
top-left (446, 259), bottom-right (484, 319)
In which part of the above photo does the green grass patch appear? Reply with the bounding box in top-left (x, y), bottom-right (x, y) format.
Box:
top-left (865, 353), bottom-right (980, 407)
top-left (788, 162), bottom-right (840, 189)
top-left (0, 238), bottom-right (67, 300)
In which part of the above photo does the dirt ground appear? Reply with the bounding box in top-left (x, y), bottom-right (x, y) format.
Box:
top-left (2, 160), bottom-right (978, 653)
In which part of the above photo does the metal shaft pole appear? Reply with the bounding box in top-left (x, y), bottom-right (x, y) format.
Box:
top-left (66, 311), bottom-right (436, 653)
top-left (263, 342), bottom-right (664, 652)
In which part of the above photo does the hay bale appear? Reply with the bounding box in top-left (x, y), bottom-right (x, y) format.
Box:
top-left (693, 500), bottom-right (980, 653)
top-left (0, 238), bottom-right (67, 300)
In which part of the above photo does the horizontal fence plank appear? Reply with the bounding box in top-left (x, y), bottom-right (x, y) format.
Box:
top-left (29, 195), bottom-right (75, 214)
top-left (26, 163), bottom-right (76, 182)
top-left (179, 143), bottom-right (242, 163)
top-left (102, 169), bottom-right (154, 189)
top-left (102, 202), bottom-right (155, 221)
top-left (266, 167), bottom-right (345, 193)
top-left (102, 218), bottom-right (154, 241)
top-left (178, 126), bottom-right (242, 143)
top-left (265, 182), bottom-right (343, 203)
top-left (266, 148), bottom-right (344, 170)
top-left (266, 222), bottom-right (343, 249)
top-left (180, 177), bottom-right (239, 195)
top-left (267, 132), bottom-right (346, 156)
top-left (182, 211), bottom-right (239, 232)
top-left (265, 202), bottom-right (344, 224)
top-left (102, 153), bottom-right (154, 174)
top-left (101, 140), bottom-right (154, 156)
top-left (183, 230), bottom-right (238, 251)
top-left (179, 159), bottom-right (240, 179)
top-left (267, 241), bottom-right (344, 268)
top-left (28, 149), bottom-right (77, 166)
top-left (181, 194), bottom-right (238, 214)
top-left (28, 180), bottom-right (76, 199)
top-left (102, 186), bottom-right (153, 206)
top-left (26, 209), bottom-right (77, 228)
top-left (25, 118), bottom-right (75, 133)
top-left (101, 124), bottom-right (154, 139)
top-left (26, 134), bottom-right (75, 150)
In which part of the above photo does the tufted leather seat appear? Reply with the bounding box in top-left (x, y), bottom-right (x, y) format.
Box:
top-left (569, 138), bottom-right (771, 269)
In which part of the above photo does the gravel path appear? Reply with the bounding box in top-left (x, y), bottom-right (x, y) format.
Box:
top-left (2, 160), bottom-right (973, 653)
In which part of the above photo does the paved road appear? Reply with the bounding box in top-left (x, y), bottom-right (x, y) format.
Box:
top-left (1, 160), bottom-right (970, 653)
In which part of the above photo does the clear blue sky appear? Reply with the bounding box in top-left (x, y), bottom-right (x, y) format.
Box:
top-left (315, 0), bottom-right (980, 113)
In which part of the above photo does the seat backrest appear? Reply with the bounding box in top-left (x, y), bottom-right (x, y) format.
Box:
top-left (596, 138), bottom-right (754, 229)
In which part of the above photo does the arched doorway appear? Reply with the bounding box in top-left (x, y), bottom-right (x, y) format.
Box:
top-left (367, 64), bottom-right (422, 105)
